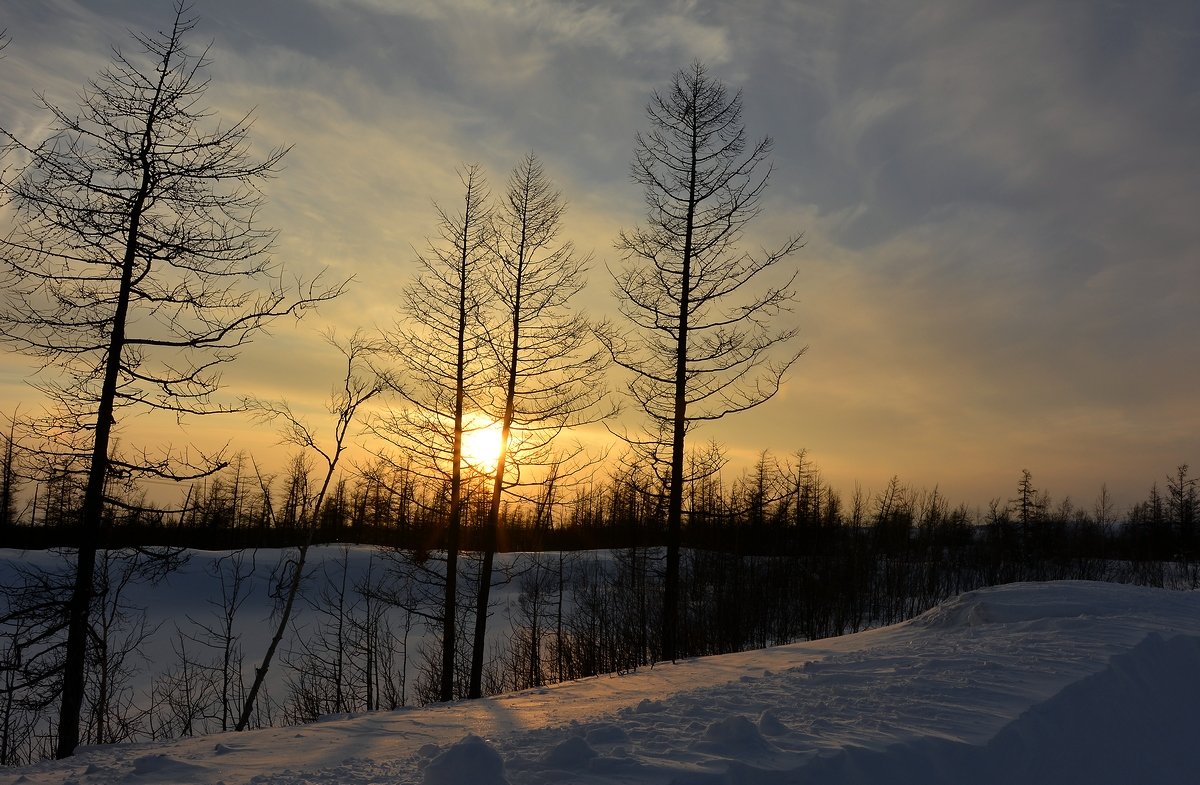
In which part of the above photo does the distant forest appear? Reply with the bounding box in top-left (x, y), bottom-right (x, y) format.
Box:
top-left (4, 439), bottom-right (1197, 572)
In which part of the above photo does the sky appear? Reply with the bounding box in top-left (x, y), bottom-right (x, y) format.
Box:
top-left (1, 0), bottom-right (1198, 512)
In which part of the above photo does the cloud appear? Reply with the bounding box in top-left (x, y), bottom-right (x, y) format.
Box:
top-left (1, 0), bottom-right (1197, 510)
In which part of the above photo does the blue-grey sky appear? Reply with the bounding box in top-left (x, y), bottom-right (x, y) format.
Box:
top-left (2, 0), bottom-right (1198, 511)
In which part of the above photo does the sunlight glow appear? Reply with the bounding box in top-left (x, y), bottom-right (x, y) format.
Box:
top-left (461, 415), bottom-right (506, 474)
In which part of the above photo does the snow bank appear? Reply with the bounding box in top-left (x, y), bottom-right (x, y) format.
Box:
top-left (1, 579), bottom-right (1197, 785)
top-left (788, 632), bottom-right (1200, 785)
top-left (913, 579), bottom-right (1187, 629)
top-left (421, 735), bottom-right (508, 785)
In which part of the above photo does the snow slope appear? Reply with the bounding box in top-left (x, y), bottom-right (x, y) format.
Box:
top-left (3, 580), bottom-right (1198, 785)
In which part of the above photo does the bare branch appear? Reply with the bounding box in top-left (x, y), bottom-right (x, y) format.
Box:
top-left (0, 3), bottom-right (342, 757)
top-left (605, 62), bottom-right (804, 663)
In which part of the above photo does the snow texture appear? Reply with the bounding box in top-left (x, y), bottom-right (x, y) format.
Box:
top-left (1, 576), bottom-right (1198, 784)
top-left (421, 734), bottom-right (508, 785)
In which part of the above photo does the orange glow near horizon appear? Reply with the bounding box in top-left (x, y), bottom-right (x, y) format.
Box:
top-left (460, 415), bottom-right (506, 475)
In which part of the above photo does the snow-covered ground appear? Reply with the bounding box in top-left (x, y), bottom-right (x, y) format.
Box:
top-left (3, 579), bottom-right (1197, 784)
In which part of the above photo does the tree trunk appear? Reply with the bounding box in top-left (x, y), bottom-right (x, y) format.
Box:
top-left (56, 95), bottom-right (158, 757)
top-left (663, 110), bottom-right (700, 665)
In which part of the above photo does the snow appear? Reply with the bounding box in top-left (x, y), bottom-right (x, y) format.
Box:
top-left (3, 578), bottom-right (1199, 784)
top-left (421, 735), bottom-right (508, 785)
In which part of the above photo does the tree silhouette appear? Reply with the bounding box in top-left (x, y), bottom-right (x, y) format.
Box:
top-left (603, 62), bottom-right (803, 662)
top-left (0, 4), bottom-right (342, 756)
top-left (373, 163), bottom-right (492, 702)
top-left (234, 330), bottom-right (384, 730)
top-left (0, 413), bottom-right (21, 528)
top-left (466, 152), bottom-right (611, 698)
top-left (1012, 469), bottom-right (1040, 555)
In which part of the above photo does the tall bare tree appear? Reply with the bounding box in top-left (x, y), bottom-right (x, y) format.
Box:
top-left (466, 152), bottom-right (611, 698)
top-left (373, 164), bottom-right (492, 702)
top-left (603, 62), bottom-right (804, 663)
top-left (0, 4), bottom-right (342, 756)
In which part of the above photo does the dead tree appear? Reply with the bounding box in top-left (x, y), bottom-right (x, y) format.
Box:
top-left (0, 3), bottom-right (342, 756)
top-left (234, 330), bottom-right (383, 730)
top-left (373, 164), bottom-right (492, 702)
top-left (0, 412), bottom-right (22, 527)
top-left (466, 152), bottom-right (612, 698)
top-left (602, 62), bottom-right (804, 663)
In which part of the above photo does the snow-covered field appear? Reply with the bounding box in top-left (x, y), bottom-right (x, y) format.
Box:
top-left (2, 578), bottom-right (1197, 784)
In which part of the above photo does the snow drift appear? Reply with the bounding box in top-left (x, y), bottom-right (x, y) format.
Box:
top-left (1, 579), bottom-right (1197, 785)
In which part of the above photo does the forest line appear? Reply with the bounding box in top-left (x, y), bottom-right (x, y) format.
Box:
top-left (3, 444), bottom-right (1196, 569)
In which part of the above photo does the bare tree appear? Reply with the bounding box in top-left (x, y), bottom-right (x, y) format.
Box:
top-left (234, 330), bottom-right (384, 730)
top-left (1167, 464), bottom-right (1197, 553)
top-left (1012, 469), bottom-right (1041, 555)
top-left (185, 549), bottom-right (255, 731)
top-left (373, 164), bottom-right (492, 702)
top-left (0, 412), bottom-right (22, 527)
top-left (280, 546), bottom-right (356, 723)
top-left (0, 4), bottom-right (343, 756)
top-left (0, 556), bottom-right (71, 765)
top-left (1093, 483), bottom-right (1115, 530)
top-left (83, 548), bottom-right (177, 747)
top-left (466, 152), bottom-right (612, 698)
top-left (602, 62), bottom-right (804, 662)
top-left (150, 629), bottom-right (220, 739)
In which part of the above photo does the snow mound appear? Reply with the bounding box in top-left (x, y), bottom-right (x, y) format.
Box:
top-left (912, 580), bottom-right (1169, 629)
top-left (421, 735), bottom-right (508, 785)
top-left (212, 743), bottom-right (247, 756)
top-left (788, 631), bottom-right (1200, 784)
top-left (984, 631), bottom-right (1200, 783)
top-left (541, 735), bottom-right (597, 769)
top-left (125, 754), bottom-right (212, 781)
top-left (757, 709), bottom-right (790, 736)
top-left (692, 714), bottom-right (777, 756)
top-left (584, 724), bottom-right (631, 746)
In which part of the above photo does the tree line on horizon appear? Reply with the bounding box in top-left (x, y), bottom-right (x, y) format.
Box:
top-left (2, 434), bottom-right (1196, 563)
top-left (1, 347), bottom-right (1194, 561)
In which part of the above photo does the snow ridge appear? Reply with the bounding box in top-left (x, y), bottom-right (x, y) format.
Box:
top-left (1, 580), bottom-right (1197, 785)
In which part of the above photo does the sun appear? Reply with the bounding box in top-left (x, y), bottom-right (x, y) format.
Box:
top-left (460, 415), bottom-right (506, 474)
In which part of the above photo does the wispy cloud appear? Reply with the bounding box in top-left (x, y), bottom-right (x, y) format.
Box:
top-left (1, 0), bottom-right (1196, 507)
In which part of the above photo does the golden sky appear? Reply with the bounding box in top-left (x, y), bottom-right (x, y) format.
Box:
top-left (1, 0), bottom-right (1198, 512)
